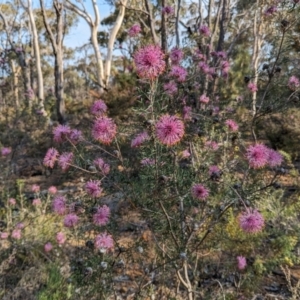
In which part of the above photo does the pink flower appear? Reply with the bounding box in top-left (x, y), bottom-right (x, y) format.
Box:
top-left (48, 186), bottom-right (57, 195)
top-left (56, 232), bottom-right (66, 244)
top-left (247, 82), bottom-right (258, 93)
top-left (44, 242), bottom-right (53, 252)
top-left (85, 180), bottom-right (103, 198)
top-left (92, 116), bottom-right (117, 144)
top-left (217, 51), bottom-right (227, 59)
top-left (199, 94), bottom-right (210, 104)
top-left (69, 129), bottom-right (83, 144)
top-left (205, 140), bottom-right (219, 151)
top-left (31, 184), bottom-right (40, 193)
top-left (94, 232), bottom-right (114, 252)
top-left (11, 229), bottom-right (21, 239)
top-left (181, 149), bottom-right (191, 158)
top-left (93, 205), bottom-right (110, 226)
top-left (32, 198), bottom-right (41, 206)
top-left (58, 152), bottom-right (73, 171)
top-left (246, 144), bottom-right (269, 169)
top-left (141, 158), bottom-right (156, 166)
top-left (199, 25), bottom-right (210, 37)
top-left (209, 165), bottom-right (221, 177)
top-left (52, 195), bottom-right (67, 215)
top-left (1, 147), bottom-right (11, 156)
top-left (183, 106), bottom-right (192, 121)
top-left (94, 158), bottom-right (110, 175)
top-left (221, 60), bottom-right (230, 73)
top-left (267, 149), bottom-right (283, 167)
top-left (134, 45), bottom-right (166, 80)
top-left (53, 124), bottom-right (71, 143)
top-left (162, 6), bottom-right (175, 15)
top-left (128, 24), bottom-right (141, 37)
top-left (164, 81), bottom-right (178, 96)
top-left (90, 100), bottom-right (108, 116)
top-left (43, 147), bottom-right (59, 168)
top-left (1, 232), bottom-right (9, 239)
top-left (64, 214), bottom-right (79, 228)
top-left (225, 119), bottom-right (239, 132)
top-left (131, 132), bottom-right (150, 148)
top-left (8, 198), bottom-right (16, 205)
top-left (288, 76), bottom-right (300, 90)
top-left (191, 184), bottom-right (209, 200)
top-left (264, 6), bottom-right (277, 16)
top-left (156, 115), bottom-right (184, 146)
top-left (237, 256), bottom-right (247, 270)
top-left (170, 47), bottom-right (184, 65)
top-left (239, 208), bottom-right (264, 233)
top-left (199, 62), bottom-right (210, 74)
top-left (169, 65), bottom-right (187, 82)
top-left (16, 222), bottom-right (24, 229)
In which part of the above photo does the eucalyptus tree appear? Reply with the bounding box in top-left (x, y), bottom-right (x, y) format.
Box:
top-left (65, 0), bottom-right (128, 90)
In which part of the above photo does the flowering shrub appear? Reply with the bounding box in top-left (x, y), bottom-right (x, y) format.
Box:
top-left (1, 1), bottom-right (300, 299)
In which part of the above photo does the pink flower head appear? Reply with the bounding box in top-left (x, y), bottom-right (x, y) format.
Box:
top-left (94, 158), bottom-right (110, 175)
top-left (267, 149), bottom-right (283, 167)
top-left (93, 205), bottom-right (110, 226)
top-left (69, 129), bottom-right (83, 144)
top-left (53, 124), bottom-right (71, 143)
top-left (199, 62), bottom-right (210, 74)
top-left (199, 25), bottom-right (210, 37)
top-left (32, 198), bottom-right (41, 206)
top-left (225, 119), bottom-right (239, 132)
top-left (131, 132), bottom-right (150, 148)
top-left (217, 51), bottom-right (227, 59)
top-left (209, 165), bottom-right (221, 177)
top-left (237, 256), bottom-right (247, 270)
top-left (8, 198), bottom-right (16, 205)
top-left (170, 47), bottom-right (184, 65)
top-left (85, 180), bottom-right (103, 198)
top-left (90, 99), bottom-right (108, 116)
top-left (183, 106), bottom-right (192, 121)
top-left (56, 232), bottom-right (66, 244)
top-left (11, 229), bottom-right (21, 239)
top-left (221, 60), bottom-right (230, 73)
top-left (181, 149), bottom-right (191, 158)
top-left (48, 186), bottom-right (57, 195)
top-left (31, 184), bottom-right (40, 193)
top-left (191, 184), bottom-right (209, 200)
top-left (1, 232), bottom-right (9, 239)
top-left (264, 6), bottom-right (277, 16)
top-left (199, 94), bottom-right (210, 104)
top-left (92, 116), bottom-right (117, 144)
top-left (205, 140), bottom-right (219, 151)
top-left (169, 65), bottom-right (187, 82)
top-left (164, 81), bottom-right (178, 96)
top-left (58, 152), bottom-right (73, 171)
top-left (141, 158), bottom-right (156, 166)
top-left (52, 195), bottom-right (67, 215)
top-left (1, 147), bottom-right (11, 156)
top-left (288, 76), bottom-right (300, 90)
top-left (63, 214), bottom-right (79, 228)
top-left (43, 148), bottom-right (59, 168)
top-left (247, 82), bottom-right (258, 93)
top-left (162, 5), bottom-right (175, 15)
top-left (134, 45), bottom-right (166, 80)
top-left (155, 115), bottom-right (185, 146)
top-left (246, 144), bottom-right (269, 169)
top-left (94, 232), bottom-right (114, 252)
top-left (16, 222), bottom-right (24, 229)
top-left (128, 24), bottom-right (141, 37)
top-left (239, 208), bottom-right (264, 233)
top-left (44, 242), bottom-right (53, 252)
